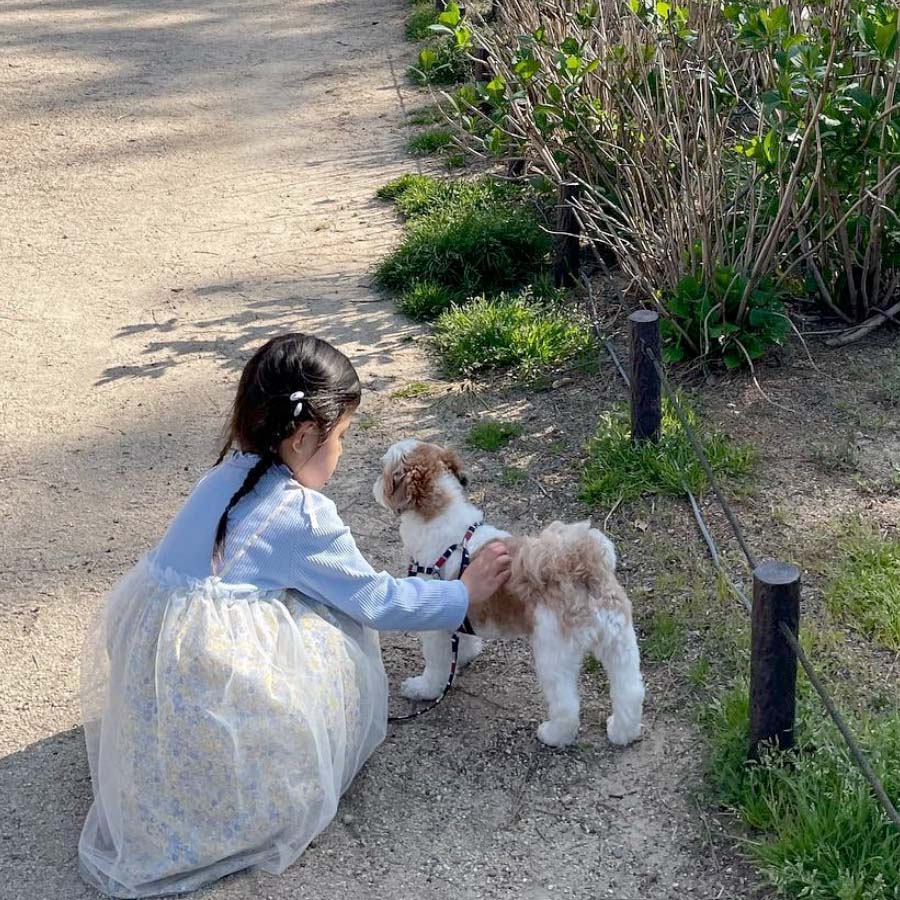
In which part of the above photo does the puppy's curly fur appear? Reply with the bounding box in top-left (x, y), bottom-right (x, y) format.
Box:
top-left (374, 439), bottom-right (645, 747)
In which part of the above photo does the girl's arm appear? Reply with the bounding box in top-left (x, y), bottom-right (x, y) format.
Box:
top-left (270, 489), bottom-right (470, 631)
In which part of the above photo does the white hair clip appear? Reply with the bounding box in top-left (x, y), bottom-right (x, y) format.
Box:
top-left (289, 390), bottom-right (305, 418)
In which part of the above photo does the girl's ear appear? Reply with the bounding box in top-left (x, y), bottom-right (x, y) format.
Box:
top-left (287, 421), bottom-right (320, 458)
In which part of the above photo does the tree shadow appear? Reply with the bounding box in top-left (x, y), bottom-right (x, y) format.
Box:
top-left (97, 272), bottom-right (422, 385)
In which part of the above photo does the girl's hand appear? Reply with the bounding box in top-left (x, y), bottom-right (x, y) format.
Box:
top-left (460, 540), bottom-right (512, 604)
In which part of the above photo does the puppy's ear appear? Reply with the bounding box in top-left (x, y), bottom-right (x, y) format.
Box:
top-left (441, 449), bottom-right (468, 487)
top-left (383, 461), bottom-right (410, 513)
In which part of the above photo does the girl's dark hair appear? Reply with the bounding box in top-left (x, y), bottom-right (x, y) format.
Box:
top-left (212, 333), bottom-right (361, 568)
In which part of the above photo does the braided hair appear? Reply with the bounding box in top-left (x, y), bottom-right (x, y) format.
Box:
top-left (212, 333), bottom-right (361, 568)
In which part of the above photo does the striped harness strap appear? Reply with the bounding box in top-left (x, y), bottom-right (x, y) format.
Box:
top-left (407, 521), bottom-right (481, 579)
top-left (389, 522), bottom-right (481, 724)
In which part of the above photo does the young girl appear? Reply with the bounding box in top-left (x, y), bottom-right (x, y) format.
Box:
top-left (78, 333), bottom-right (511, 898)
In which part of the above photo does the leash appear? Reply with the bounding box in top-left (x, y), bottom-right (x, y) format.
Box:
top-left (388, 522), bottom-right (480, 723)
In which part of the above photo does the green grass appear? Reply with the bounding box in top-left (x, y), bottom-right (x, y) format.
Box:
top-left (407, 128), bottom-right (454, 156)
top-left (502, 466), bottom-right (527, 485)
top-left (406, 3), bottom-right (438, 40)
top-left (580, 397), bottom-right (754, 505)
top-left (408, 104), bottom-right (445, 127)
top-left (433, 293), bottom-right (593, 376)
top-left (390, 381), bottom-right (433, 400)
top-left (397, 281), bottom-right (458, 320)
top-left (376, 203), bottom-right (550, 301)
top-left (707, 685), bottom-right (900, 900)
top-left (641, 609), bottom-right (685, 662)
top-left (376, 174), bottom-right (520, 222)
top-left (825, 525), bottom-right (900, 650)
top-left (445, 151), bottom-right (467, 169)
top-left (466, 421), bottom-right (523, 451)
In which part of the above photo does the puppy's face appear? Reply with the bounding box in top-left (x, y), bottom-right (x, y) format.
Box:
top-left (374, 439), bottom-right (467, 519)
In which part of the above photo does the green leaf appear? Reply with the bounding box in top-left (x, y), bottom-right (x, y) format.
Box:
top-left (514, 58), bottom-right (541, 80)
top-left (417, 48), bottom-right (438, 71)
top-left (723, 347), bottom-right (743, 369)
top-left (561, 37), bottom-right (582, 55)
top-left (663, 343), bottom-right (686, 363)
top-left (876, 21), bottom-right (899, 60)
top-left (437, 2), bottom-right (461, 28)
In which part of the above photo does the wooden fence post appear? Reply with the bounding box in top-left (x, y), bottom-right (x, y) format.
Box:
top-left (474, 48), bottom-right (492, 115)
top-left (628, 310), bottom-right (661, 443)
top-left (551, 181), bottom-right (582, 288)
top-left (749, 561), bottom-right (801, 759)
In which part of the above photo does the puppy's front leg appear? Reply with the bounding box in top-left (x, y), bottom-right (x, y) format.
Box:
top-left (400, 631), bottom-right (453, 700)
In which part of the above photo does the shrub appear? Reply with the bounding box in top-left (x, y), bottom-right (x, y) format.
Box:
top-left (433, 292), bottom-right (592, 376)
top-left (662, 269), bottom-right (791, 368)
top-left (375, 196), bottom-right (551, 299)
top-left (707, 685), bottom-right (900, 900)
top-left (461, 0), bottom-right (900, 362)
top-left (408, 39), bottom-right (469, 86)
top-left (580, 397), bottom-right (754, 504)
top-left (407, 128), bottom-right (455, 156)
top-left (825, 525), bottom-right (900, 650)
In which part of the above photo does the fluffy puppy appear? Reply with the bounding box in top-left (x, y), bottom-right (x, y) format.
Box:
top-left (373, 439), bottom-right (644, 747)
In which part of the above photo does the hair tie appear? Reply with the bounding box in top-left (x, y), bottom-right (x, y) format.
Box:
top-left (289, 391), bottom-right (305, 419)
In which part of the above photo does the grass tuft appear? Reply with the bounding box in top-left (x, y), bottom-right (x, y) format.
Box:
top-left (466, 421), bottom-right (523, 452)
top-left (641, 610), bottom-right (685, 662)
top-left (580, 397), bottom-right (754, 504)
top-left (825, 524), bottom-right (900, 650)
top-left (376, 204), bottom-right (550, 300)
top-left (407, 128), bottom-right (454, 156)
top-left (390, 381), bottom-right (433, 400)
top-left (397, 281), bottom-right (458, 320)
top-left (434, 292), bottom-right (592, 376)
top-left (707, 685), bottom-right (900, 900)
top-left (405, 3), bottom-right (438, 40)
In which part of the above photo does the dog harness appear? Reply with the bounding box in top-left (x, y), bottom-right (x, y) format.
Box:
top-left (389, 522), bottom-right (482, 723)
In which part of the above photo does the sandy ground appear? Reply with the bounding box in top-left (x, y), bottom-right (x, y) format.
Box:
top-left (0, 1), bottom-right (765, 898)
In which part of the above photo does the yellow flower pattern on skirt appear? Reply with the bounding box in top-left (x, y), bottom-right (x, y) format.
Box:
top-left (79, 557), bottom-right (388, 898)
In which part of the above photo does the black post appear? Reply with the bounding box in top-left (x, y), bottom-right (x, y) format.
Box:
top-left (474, 48), bottom-right (492, 115)
top-left (628, 310), bottom-right (661, 443)
top-left (436, 0), bottom-right (448, 11)
top-left (749, 561), bottom-right (801, 759)
top-left (551, 181), bottom-right (582, 288)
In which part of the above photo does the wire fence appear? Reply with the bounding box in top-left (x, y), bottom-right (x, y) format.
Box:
top-left (598, 311), bottom-right (900, 833)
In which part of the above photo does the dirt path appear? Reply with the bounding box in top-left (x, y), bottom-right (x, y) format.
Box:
top-left (0, 2), bottom-right (761, 898)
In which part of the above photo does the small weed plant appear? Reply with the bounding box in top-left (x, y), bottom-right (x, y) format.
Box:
top-left (434, 292), bottom-right (592, 376)
top-left (407, 129), bottom-right (454, 157)
top-left (707, 685), bottom-right (900, 900)
top-left (581, 397), bottom-right (754, 504)
top-left (405, 3), bottom-right (438, 41)
top-left (825, 524), bottom-right (900, 650)
top-left (466, 421), bottom-right (523, 451)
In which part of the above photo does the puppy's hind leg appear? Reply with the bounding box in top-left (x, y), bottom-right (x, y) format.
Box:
top-left (401, 631), bottom-right (453, 701)
top-left (531, 608), bottom-right (583, 748)
top-left (457, 633), bottom-right (483, 668)
top-left (593, 612), bottom-right (644, 746)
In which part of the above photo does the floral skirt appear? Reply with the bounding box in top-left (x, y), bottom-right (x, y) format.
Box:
top-left (78, 557), bottom-right (388, 897)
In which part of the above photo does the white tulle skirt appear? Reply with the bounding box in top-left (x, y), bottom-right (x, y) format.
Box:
top-left (78, 557), bottom-right (388, 898)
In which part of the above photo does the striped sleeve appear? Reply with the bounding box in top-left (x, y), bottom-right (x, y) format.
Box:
top-left (267, 487), bottom-right (470, 632)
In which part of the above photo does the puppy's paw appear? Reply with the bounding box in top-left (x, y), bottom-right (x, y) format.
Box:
top-left (537, 718), bottom-right (579, 748)
top-left (458, 636), bottom-right (484, 668)
top-left (606, 714), bottom-right (642, 746)
top-left (401, 674), bottom-right (445, 701)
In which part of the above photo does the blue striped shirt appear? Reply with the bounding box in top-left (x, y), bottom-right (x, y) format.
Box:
top-left (150, 452), bottom-right (469, 631)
